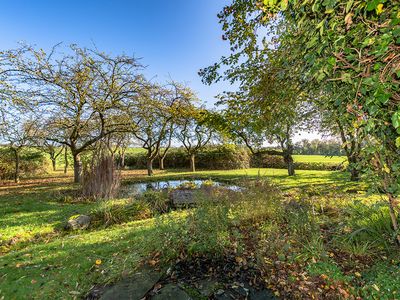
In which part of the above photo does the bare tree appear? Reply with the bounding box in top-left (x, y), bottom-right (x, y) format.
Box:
top-left (131, 82), bottom-right (195, 176)
top-left (177, 108), bottom-right (212, 172)
top-left (0, 112), bottom-right (37, 183)
top-left (2, 44), bottom-right (144, 183)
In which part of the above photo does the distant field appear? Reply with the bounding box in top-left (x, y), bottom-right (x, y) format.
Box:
top-left (293, 155), bottom-right (347, 164)
top-left (125, 147), bottom-right (145, 154)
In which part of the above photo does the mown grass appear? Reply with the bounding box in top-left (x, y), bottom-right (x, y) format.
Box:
top-left (292, 154), bottom-right (346, 164)
top-left (0, 167), bottom-right (397, 299)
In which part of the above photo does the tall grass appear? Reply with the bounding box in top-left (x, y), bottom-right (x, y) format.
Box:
top-left (81, 156), bottom-right (120, 200)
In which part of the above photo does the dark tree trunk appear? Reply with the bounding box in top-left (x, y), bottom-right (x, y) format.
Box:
top-left (14, 149), bottom-right (20, 183)
top-left (283, 153), bottom-right (295, 176)
top-left (147, 159), bottom-right (154, 176)
top-left (73, 152), bottom-right (82, 183)
top-left (51, 158), bottom-right (57, 171)
top-left (348, 155), bottom-right (360, 181)
top-left (64, 147), bottom-right (69, 174)
top-left (190, 153), bottom-right (196, 172)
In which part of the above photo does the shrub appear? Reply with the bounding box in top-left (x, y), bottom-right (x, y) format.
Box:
top-left (123, 144), bottom-right (250, 170)
top-left (137, 190), bottom-right (171, 214)
top-left (90, 199), bottom-right (152, 227)
top-left (0, 147), bottom-right (48, 180)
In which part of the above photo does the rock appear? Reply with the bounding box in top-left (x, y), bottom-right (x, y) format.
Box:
top-left (169, 190), bottom-right (196, 207)
top-left (248, 286), bottom-right (277, 300)
top-left (152, 284), bottom-right (192, 300)
top-left (197, 279), bottom-right (220, 297)
top-left (65, 214), bottom-right (91, 230)
top-left (100, 267), bottom-right (164, 300)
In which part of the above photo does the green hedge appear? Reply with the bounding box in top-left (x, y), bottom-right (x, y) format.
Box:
top-left (0, 147), bottom-right (48, 180)
top-left (122, 146), bottom-right (344, 171)
top-left (123, 145), bottom-right (250, 170)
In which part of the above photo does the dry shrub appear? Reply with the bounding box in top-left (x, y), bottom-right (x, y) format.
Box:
top-left (81, 155), bottom-right (120, 200)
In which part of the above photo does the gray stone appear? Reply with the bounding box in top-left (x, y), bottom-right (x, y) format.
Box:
top-left (197, 279), bottom-right (220, 297)
top-left (169, 190), bottom-right (196, 206)
top-left (152, 284), bottom-right (192, 300)
top-left (100, 267), bottom-right (163, 300)
top-left (66, 214), bottom-right (91, 230)
top-left (249, 287), bottom-right (277, 300)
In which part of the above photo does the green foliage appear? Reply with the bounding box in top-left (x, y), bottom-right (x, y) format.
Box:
top-left (307, 261), bottom-right (351, 284)
top-left (0, 147), bottom-right (48, 180)
top-left (360, 262), bottom-right (400, 299)
top-left (137, 190), bottom-right (171, 214)
top-left (90, 199), bottom-right (152, 227)
top-left (124, 145), bottom-right (251, 170)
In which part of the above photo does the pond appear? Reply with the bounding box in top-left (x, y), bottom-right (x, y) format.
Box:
top-left (125, 179), bottom-right (241, 195)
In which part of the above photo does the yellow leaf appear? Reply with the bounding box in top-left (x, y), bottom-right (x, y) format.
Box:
top-left (354, 272), bottom-right (362, 278)
top-left (235, 256), bottom-right (243, 264)
top-left (383, 164), bottom-right (390, 174)
top-left (376, 3), bottom-right (384, 15)
top-left (372, 284), bottom-right (380, 291)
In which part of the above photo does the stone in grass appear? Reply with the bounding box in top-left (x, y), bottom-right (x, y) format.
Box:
top-left (152, 284), bottom-right (192, 300)
top-left (65, 215), bottom-right (91, 230)
top-left (248, 286), bottom-right (277, 300)
top-left (197, 279), bottom-right (220, 297)
top-left (100, 266), bottom-right (164, 300)
top-left (169, 190), bottom-right (197, 207)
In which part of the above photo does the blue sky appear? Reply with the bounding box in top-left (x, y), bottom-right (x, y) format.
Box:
top-left (0, 0), bottom-right (233, 106)
top-left (0, 0), bottom-right (321, 141)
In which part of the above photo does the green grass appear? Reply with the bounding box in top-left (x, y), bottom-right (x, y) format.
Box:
top-left (125, 147), bottom-right (146, 154)
top-left (0, 167), bottom-right (393, 299)
top-left (293, 154), bottom-right (347, 164)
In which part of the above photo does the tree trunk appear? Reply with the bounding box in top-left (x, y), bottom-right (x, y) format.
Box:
top-left (348, 155), bottom-right (360, 181)
top-left (159, 156), bottom-right (165, 170)
top-left (283, 148), bottom-right (295, 176)
top-left (120, 152), bottom-right (125, 169)
top-left (64, 147), bottom-right (69, 174)
top-left (190, 153), bottom-right (196, 172)
top-left (287, 157), bottom-right (295, 176)
top-left (388, 193), bottom-right (400, 245)
top-left (51, 158), bottom-right (56, 171)
top-left (73, 153), bottom-right (82, 183)
top-left (147, 159), bottom-right (154, 176)
top-left (14, 149), bottom-right (20, 183)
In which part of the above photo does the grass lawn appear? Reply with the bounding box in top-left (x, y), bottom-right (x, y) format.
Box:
top-left (0, 168), bottom-right (397, 299)
top-left (293, 154), bottom-right (347, 164)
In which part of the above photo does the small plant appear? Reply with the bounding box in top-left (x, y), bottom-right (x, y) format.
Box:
top-left (138, 190), bottom-right (171, 214)
top-left (91, 199), bottom-right (152, 227)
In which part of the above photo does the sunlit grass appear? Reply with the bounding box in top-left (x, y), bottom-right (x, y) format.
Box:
top-left (293, 154), bottom-right (347, 164)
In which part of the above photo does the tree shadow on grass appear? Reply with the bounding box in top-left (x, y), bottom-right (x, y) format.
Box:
top-left (0, 218), bottom-right (178, 299)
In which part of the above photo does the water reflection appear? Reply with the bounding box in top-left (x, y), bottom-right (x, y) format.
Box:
top-left (125, 180), bottom-right (241, 195)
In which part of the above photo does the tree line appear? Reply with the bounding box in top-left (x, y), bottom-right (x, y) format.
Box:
top-left (0, 44), bottom-right (213, 183)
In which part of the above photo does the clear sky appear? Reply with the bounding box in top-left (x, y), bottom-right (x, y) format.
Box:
top-left (0, 0), bottom-right (234, 105)
top-left (0, 0), bottom-right (321, 141)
